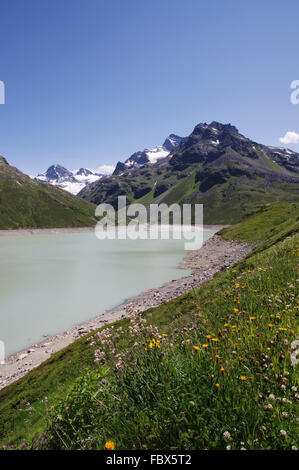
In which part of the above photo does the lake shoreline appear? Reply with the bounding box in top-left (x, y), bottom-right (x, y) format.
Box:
top-left (0, 227), bottom-right (96, 237)
top-left (0, 229), bottom-right (252, 390)
top-left (0, 224), bottom-right (226, 237)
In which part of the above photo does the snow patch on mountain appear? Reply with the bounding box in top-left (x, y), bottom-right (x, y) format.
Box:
top-left (113, 134), bottom-right (187, 175)
top-left (144, 146), bottom-right (170, 163)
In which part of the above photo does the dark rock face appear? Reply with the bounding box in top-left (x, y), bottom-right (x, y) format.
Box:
top-left (154, 182), bottom-right (169, 197)
top-left (162, 134), bottom-right (187, 152)
top-left (45, 165), bottom-right (75, 182)
top-left (76, 168), bottom-right (94, 177)
top-left (113, 161), bottom-right (127, 175)
top-left (132, 185), bottom-right (152, 199)
top-left (128, 151), bottom-right (150, 166)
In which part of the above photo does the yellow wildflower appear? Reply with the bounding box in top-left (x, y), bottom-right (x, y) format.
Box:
top-left (105, 441), bottom-right (115, 450)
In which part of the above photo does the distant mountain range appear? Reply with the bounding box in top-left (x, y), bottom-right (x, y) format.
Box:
top-left (35, 165), bottom-right (111, 195)
top-left (0, 157), bottom-right (97, 229)
top-left (34, 134), bottom-right (186, 194)
top-left (2, 120), bottom-right (299, 228)
top-left (78, 121), bottom-right (299, 224)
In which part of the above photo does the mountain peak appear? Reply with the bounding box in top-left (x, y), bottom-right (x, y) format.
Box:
top-left (193, 121), bottom-right (239, 137)
top-left (162, 134), bottom-right (186, 152)
top-left (44, 164), bottom-right (73, 181)
top-left (113, 134), bottom-right (187, 175)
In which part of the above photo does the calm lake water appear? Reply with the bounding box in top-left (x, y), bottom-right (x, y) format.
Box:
top-left (0, 229), bottom-right (215, 357)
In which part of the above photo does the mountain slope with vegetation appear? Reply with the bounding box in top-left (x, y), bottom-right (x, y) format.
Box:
top-left (79, 122), bottom-right (299, 224)
top-left (0, 157), bottom-right (97, 229)
top-left (0, 202), bottom-right (298, 450)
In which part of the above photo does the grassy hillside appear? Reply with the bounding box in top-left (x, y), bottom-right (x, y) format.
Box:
top-left (0, 203), bottom-right (298, 450)
top-left (219, 202), bottom-right (299, 249)
top-left (0, 157), bottom-right (97, 229)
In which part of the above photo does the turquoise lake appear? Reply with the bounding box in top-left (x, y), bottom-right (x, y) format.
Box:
top-left (0, 229), bottom-right (215, 356)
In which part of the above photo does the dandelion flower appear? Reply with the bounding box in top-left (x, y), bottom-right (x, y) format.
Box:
top-left (105, 441), bottom-right (115, 450)
top-left (240, 376), bottom-right (247, 381)
top-left (202, 344), bottom-right (209, 349)
top-left (193, 346), bottom-right (201, 351)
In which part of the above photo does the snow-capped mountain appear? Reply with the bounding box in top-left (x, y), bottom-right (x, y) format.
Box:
top-left (35, 164), bottom-right (113, 195)
top-left (113, 134), bottom-right (187, 175)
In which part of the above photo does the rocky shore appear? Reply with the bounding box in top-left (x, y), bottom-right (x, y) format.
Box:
top-left (0, 232), bottom-right (252, 390)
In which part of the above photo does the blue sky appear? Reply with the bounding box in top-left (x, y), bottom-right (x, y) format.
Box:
top-left (0, 0), bottom-right (298, 175)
